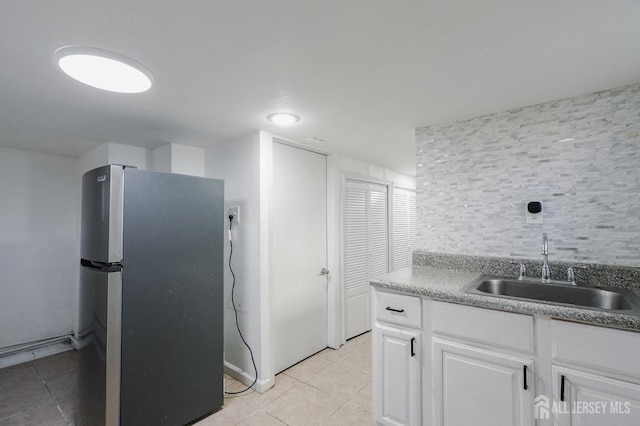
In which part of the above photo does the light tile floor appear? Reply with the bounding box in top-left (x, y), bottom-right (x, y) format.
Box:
top-left (199, 331), bottom-right (373, 426)
top-left (0, 350), bottom-right (77, 425)
top-left (0, 332), bottom-right (373, 425)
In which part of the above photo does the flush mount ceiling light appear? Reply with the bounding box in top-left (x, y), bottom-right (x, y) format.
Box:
top-left (266, 112), bottom-right (301, 125)
top-left (54, 46), bottom-right (153, 93)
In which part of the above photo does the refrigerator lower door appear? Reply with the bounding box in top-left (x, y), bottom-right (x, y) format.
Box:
top-left (77, 266), bottom-right (122, 426)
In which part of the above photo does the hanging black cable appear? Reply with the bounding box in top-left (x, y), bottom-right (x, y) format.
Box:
top-left (224, 215), bottom-right (258, 395)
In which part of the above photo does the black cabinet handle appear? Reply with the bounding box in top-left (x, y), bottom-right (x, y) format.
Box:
top-left (386, 306), bottom-right (405, 313)
top-left (523, 365), bottom-right (528, 390)
top-left (560, 375), bottom-right (566, 402)
top-left (410, 337), bottom-right (416, 357)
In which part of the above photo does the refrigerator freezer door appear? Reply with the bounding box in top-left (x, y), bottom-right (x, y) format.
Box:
top-left (77, 266), bottom-right (122, 426)
top-left (80, 165), bottom-right (124, 264)
top-left (119, 168), bottom-right (224, 425)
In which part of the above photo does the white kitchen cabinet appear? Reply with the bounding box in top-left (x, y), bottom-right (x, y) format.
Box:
top-left (550, 320), bottom-right (640, 425)
top-left (432, 338), bottom-right (533, 426)
top-left (372, 289), bottom-right (422, 426)
top-left (552, 366), bottom-right (640, 426)
top-left (373, 323), bottom-right (421, 426)
top-left (371, 290), bottom-right (640, 426)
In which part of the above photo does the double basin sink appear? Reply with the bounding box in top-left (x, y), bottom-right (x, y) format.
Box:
top-left (464, 276), bottom-right (640, 315)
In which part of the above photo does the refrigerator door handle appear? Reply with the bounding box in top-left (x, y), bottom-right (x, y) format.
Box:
top-left (81, 259), bottom-right (122, 272)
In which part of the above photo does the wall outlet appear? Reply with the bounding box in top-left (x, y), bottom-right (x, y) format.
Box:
top-left (228, 206), bottom-right (240, 223)
top-left (525, 201), bottom-right (543, 224)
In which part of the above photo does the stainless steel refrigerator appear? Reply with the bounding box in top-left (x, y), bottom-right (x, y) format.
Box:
top-left (77, 165), bottom-right (224, 426)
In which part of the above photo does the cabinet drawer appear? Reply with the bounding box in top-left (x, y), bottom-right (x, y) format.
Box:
top-left (432, 301), bottom-right (534, 353)
top-left (374, 290), bottom-right (422, 329)
top-left (552, 320), bottom-right (640, 379)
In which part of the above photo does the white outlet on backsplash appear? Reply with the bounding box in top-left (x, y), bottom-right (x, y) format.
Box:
top-left (525, 201), bottom-right (543, 224)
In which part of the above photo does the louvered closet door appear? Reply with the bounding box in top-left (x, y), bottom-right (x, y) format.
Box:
top-left (392, 188), bottom-right (416, 271)
top-left (369, 186), bottom-right (389, 277)
top-left (344, 180), bottom-right (388, 340)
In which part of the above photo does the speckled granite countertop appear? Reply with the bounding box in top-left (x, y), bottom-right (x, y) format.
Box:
top-left (370, 266), bottom-right (640, 331)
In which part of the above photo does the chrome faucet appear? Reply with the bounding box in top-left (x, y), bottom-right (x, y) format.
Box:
top-left (541, 233), bottom-right (551, 283)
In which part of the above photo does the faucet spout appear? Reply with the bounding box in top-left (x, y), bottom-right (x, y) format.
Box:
top-left (541, 233), bottom-right (550, 283)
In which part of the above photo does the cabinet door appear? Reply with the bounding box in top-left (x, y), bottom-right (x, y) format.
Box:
top-left (373, 324), bottom-right (421, 426)
top-left (433, 338), bottom-right (533, 426)
top-left (553, 366), bottom-right (640, 426)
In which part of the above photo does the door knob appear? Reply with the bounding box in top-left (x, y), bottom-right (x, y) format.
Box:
top-left (320, 268), bottom-right (330, 276)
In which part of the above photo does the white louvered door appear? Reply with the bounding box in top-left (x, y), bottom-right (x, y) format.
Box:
top-left (344, 180), bottom-right (388, 340)
top-left (369, 186), bottom-right (389, 277)
top-left (392, 188), bottom-right (416, 271)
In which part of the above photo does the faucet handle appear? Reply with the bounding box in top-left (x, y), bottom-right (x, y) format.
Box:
top-left (567, 265), bottom-right (587, 286)
top-left (510, 261), bottom-right (527, 280)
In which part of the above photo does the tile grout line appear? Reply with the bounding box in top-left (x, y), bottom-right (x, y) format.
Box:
top-left (293, 359), bottom-right (362, 421)
top-left (300, 353), bottom-right (374, 420)
top-left (234, 410), bottom-right (290, 426)
top-left (34, 361), bottom-right (73, 425)
top-left (265, 373), bottom-right (344, 425)
top-left (0, 363), bottom-right (52, 422)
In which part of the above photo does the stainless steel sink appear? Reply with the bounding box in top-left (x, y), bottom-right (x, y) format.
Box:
top-left (464, 276), bottom-right (640, 314)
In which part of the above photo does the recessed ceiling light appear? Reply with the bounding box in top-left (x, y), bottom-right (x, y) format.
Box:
top-left (266, 112), bottom-right (301, 125)
top-left (54, 46), bottom-right (153, 93)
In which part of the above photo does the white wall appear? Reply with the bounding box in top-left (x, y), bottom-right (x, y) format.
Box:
top-left (77, 142), bottom-right (150, 175)
top-left (337, 155), bottom-right (416, 190)
top-left (205, 132), bottom-right (268, 389)
top-left (77, 142), bottom-right (204, 176)
top-left (170, 144), bottom-right (205, 176)
top-left (151, 143), bottom-right (205, 176)
top-left (0, 142), bottom-right (148, 358)
top-left (151, 144), bottom-right (172, 173)
top-left (204, 132), bottom-right (417, 385)
top-left (0, 136), bottom-right (414, 377)
top-left (0, 147), bottom-right (78, 349)
top-left (105, 143), bottom-right (150, 170)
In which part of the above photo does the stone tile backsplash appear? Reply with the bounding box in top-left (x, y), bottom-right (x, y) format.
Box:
top-left (415, 84), bottom-right (640, 267)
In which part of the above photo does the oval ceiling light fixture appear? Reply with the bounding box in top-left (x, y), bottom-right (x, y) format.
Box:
top-left (266, 112), bottom-right (301, 125)
top-left (54, 46), bottom-right (153, 93)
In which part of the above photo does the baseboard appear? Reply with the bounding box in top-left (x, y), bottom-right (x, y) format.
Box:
top-left (0, 335), bottom-right (75, 369)
top-left (224, 360), bottom-right (274, 394)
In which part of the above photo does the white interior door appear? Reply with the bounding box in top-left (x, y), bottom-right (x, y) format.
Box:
top-left (272, 142), bottom-right (328, 373)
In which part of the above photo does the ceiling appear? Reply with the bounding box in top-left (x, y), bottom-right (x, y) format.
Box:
top-left (2, 1), bottom-right (640, 176)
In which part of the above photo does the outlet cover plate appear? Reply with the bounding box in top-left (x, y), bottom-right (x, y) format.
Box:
top-left (525, 206), bottom-right (543, 224)
top-left (228, 206), bottom-right (240, 223)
